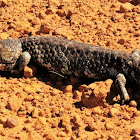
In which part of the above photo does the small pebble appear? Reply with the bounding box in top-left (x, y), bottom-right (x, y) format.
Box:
top-left (120, 3), bottom-right (132, 13)
top-left (24, 66), bottom-right (34, 77)
top-left (118, 39), bottom-right (125, 45)
top-left (92, 106), bottom-right (102, 115)
top-left (6, 118), bottom-right (18, 128)
top-left (131, 128), bottom-right (140, 135)
top-left (105, 121), bottom-right (115, 130)
top-left (0, 117), bottom-right (7, 124)
top-left (109, 108), bottom-right (120, 117)
top-left (129, 100), bottom-right (137, 107)
top-left (134, 134), bottom-right (140, 140)
top-left (123, 114), bottom-right (130, 120)
top-left (64, 85), bottom-right (73, 93)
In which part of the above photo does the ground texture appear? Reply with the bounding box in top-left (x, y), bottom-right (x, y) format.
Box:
top-left (0, 0), bottom-right (140, 139)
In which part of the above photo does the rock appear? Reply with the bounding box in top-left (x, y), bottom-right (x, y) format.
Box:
top-left (92, 106), bottom-right (102, 115)
top-left (118, 39), bottom-right (125, 45)
top-left (134, 134), bottom-right (140, 140)
top-left (120, 3), bottom-right (133, 13)
top-left (73, 113), bottom-right (83, 127)
top-left (131, 128), bottom-right (140, 135)
top-left (32, 108), bottom-right (39, 118)
top-left (87, 121), bottom-right (98, 131)
top-left (105, 121), bottom-right (115, 130)
top-left (64, 85), bottom-right (73, 93)
top-left (73, 90), bottom-right (82, 100)
top-left (50, 89), bottom-right (60, 96)
top-left (123, 113), bottom-right (130, 120)
top-left (109, 108), bottom-right (120, 117)
top-left (6, 118), bottom-right (18, 128)
top-left (118, 136), bottom-right (123, 140)
top-left (108, 135), bottom-right (116, 140)
top-left (0, 117), bottom-right (7, 124)
top-left (0, 0), bottom-right (7, 7)
top-left (39, 25), bottom-right (51, 34)
top-left (56, 9), bottom-right (66, 17)
top-left (38, 110), bottom-right (45, 117)
top-left (5, 95), bottom-right (22, 112)
top-left (129, 100), bottom-right (137, 107)
top-left (24, 66), bottom-right (34, 77)
top-left (25, 117), bottom-right (32, 123)
top-left (78, 84), bottom-right (88, 92)
top-left (0, 33), bottom-right (9, 39)
top-left (45, 6), bottom-right (57, 15)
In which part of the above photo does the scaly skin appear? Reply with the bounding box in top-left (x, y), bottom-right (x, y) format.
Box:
top-left (0, 36), bottom-right (140, 103)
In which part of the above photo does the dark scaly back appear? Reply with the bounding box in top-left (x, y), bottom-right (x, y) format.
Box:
top-left (20, 36), bottom-right (140, 85)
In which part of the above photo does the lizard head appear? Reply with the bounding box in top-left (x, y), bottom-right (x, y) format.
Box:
top-left (0, 39), bottom-right (22, 63)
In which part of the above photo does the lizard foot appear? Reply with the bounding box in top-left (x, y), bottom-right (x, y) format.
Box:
top-left (115, 73), bottom-right (130, 104)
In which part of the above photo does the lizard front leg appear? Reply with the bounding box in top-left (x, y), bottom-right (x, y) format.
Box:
top-left (11, 51), bottom-right (31, 74)
top-left (115, 73), bottom-right (130, 104)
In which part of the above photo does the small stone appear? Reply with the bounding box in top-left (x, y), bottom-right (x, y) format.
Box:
top-left (131, 128), bottom-right (140, 135)
top-left (50, 89), bottom-right (60, 96)
top-left (118, 136), bottom-right (123, 140)
top-left (56, 9), bottom-right (66, 17)
top-left (109, 108), bottom-right (120, 117)
top-left (38, 117), bottom-right (47, 125)
top-left (92, 106), bottom-right (102, 115)
top-left (134, 134), bottom-right (140, 140)
top-left (87, 121), bottom-right (98, 131)
top-left (6, 118), bottom-right (18, 128)
top-left (73, 90), bottom-right (82, 100)
top-left (62, 115), bottom-right (70, 124)
top-left (78, 84), bottom-right (88, 92)
top-left (24, 95), bottom-right (34, 101)
top-left (57, 131), bottom-right (66, 137)
top-left (0, 33), bottom-right (9, 39)
top-left (64, 85), bottom-right (73, 93)
top-left (17, 111), bottom-right (26, 117)
top-left (32, 108), bottom-right (39, 118)
top-left (120, 3), bottom-right (132, 13)
top-left (0, 117), bottom-right (7, 124)
top-left (123, 113), bottom-right (130, 120)
top-left (38, 110), bottom-right (45, 117)
top-left (124, 13), bottom-right (132, 19)
top-left (108, 135), bottom-right (116, 140)
top-left (129, 100), bottom-right (137, 107)
top-left (5, 96), bottom-right (22, 112)
top-left (53, 27), bottom-right (66, 36)
top-left (24, 66), bottom-right (34, 77)
top-left (25, 118), bottom-right (32, 123)
top-left (40, 24), bottom-right (51, 34)
top-left (105, 121), bottom-right (115, 130)
top-left (118, 39), bottom-right (125, 45)
top-left (73, 113), bottom-right (83, 127)
top-left (45, 6), bottom-right (57, 15)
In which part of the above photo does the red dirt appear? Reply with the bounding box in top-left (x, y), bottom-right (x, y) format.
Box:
top-left (0, 0), bottom-right (140, 139)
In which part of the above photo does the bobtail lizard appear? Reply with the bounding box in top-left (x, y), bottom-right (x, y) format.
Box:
top-left (0, 36), bottom-right (139, 103)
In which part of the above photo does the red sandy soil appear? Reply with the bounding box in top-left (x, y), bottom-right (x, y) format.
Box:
top-left (0, 0), bottom-right (140, 139)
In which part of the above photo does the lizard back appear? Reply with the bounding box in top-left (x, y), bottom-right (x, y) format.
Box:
top-left (20, 36), bottom-right (140, 85)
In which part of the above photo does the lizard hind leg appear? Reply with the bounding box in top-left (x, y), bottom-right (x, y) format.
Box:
top-left (115, 73), bottom-right (130, 104)
top-left (11, 51), bottom-right (31, 74)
